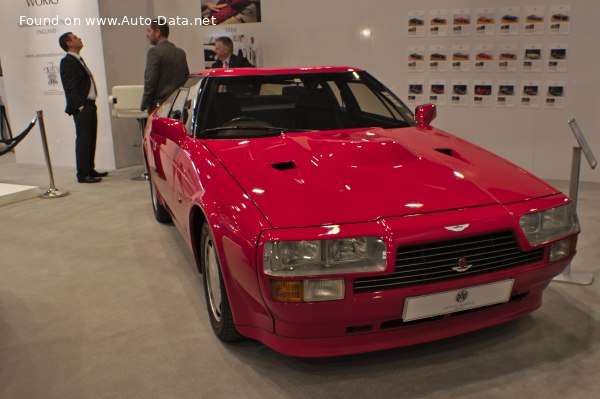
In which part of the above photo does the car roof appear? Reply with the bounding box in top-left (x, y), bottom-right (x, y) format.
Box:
top-left (191, 66), bottom-right (363, 77)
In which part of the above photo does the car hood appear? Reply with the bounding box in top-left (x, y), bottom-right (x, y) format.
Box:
top-left (202, 127), bottom-right (557, 228)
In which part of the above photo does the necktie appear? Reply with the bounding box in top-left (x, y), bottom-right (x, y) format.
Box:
top-left (223, 60), bottom-right (228, 68)
top-left (79, 57), bottom-right (98, 99)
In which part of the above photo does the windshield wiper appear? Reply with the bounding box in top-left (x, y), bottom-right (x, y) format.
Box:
top-left (200, 126), bottom-right (313, 137)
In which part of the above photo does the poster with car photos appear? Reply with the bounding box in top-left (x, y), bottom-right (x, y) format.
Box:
top-left (428, 80), bottom-right (447, 106)
top-left (451, 80), bottom-right (469, 107)
top-left (452, 9), bottom-right (472, 36)
top-left (523, 6), bottom-right (546, 35)
top-left (498, 7), bottom-right (520, 35)
top-left (497, 44), bottom-right (519, 72)
top-left (473, 80), bottom-right (493, 107)
top-left (474, 44), bottom-right (494, 72)
top-left (545, 81), bottom-right (566, 109)
top-left (547, 44), bottom-right (568, 72)
top-left (451, 45), bottom-right (471, 72)
top-left (429, 45), bottom-right (448, 72)
top-left (520, 80), bottom-right (540, 108)
top-left (522, 44), bottom-right (543, 73)
top-left (429, 9), bottom-right (448, 37)
top-left (475, 8), bottom-right (495, 36)
top-left (407, 45), bottom-right (425, 72)
top-left (408, 10), bottom-right (426, 37)
top-left (407, 80), bottom-right (425, 106)
top-left (496, 80), bottom-right (517, 107)
top-left (549, 5), bottom-right (571, 35)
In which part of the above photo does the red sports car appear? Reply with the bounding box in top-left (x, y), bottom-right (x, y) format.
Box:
top-left (144, 67), bottom-right (580, 357)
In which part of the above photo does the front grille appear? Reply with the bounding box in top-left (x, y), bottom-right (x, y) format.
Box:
top-left (354, 231), bottom-right (544, 293)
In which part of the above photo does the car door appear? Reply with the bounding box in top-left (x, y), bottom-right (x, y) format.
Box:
top-left (149, 87), bottom-right (190, 221)
top-left (172, 78), bottom-right (205, 237)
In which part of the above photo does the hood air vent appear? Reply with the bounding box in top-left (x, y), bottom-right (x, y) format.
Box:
top-left (271, 161), bottom-right (296, 171)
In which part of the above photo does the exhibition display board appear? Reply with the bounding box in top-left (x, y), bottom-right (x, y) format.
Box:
top-left (0, 0), bottom-right (115, 171)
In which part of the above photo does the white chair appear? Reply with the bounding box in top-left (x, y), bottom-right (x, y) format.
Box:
top-left (109, 85), bottom-right (148, 180)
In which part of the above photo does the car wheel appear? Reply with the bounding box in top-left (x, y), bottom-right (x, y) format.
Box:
top-left (149, 176), bottom-right (171, 223)
top-left (200, 223), bottom-right (243, 342)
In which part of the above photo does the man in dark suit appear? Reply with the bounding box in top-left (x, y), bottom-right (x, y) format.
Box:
top-left (141, 20), bottom-right (189, 114)
top-left (59, 32), bottom-right (107, 183)
top-left (212, 36), bottom-right (254, 68)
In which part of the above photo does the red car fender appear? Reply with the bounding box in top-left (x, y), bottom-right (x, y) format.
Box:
top-left (186, 141), bottom-right (274, 332)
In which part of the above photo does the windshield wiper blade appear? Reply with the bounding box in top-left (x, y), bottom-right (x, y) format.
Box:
top-left (200, 126), bottom-right (313, 135)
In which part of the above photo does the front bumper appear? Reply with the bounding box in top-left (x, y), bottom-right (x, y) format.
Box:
top-left (250, 197), bottom-right (576, 357)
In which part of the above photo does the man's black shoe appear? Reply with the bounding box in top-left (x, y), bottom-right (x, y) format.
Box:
top-left (78, 176), bottom-right (102, 183)
top-left (91, 170), bottom-right (108, 177)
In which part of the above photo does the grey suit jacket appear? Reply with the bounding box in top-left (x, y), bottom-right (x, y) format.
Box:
top-left (141, 40), bottom-right (189, 112)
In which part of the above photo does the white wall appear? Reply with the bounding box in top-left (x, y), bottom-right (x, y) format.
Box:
top-left (150, 0), bottom-right (599, 183)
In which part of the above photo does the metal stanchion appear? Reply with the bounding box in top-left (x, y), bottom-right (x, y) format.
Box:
top-left (37, 110), bottom-right (69, 199)
top-left (130, 118), bottom-right (149, 181)
top-left (553, 118), bottom-right (596, 286)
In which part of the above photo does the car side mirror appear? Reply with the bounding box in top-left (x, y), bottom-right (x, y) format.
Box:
top-left (151, 118), bottom-right (188, 146)
top-left (415, 103), bottom-right (437, 130)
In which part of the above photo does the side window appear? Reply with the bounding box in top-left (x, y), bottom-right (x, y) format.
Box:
top-left (185, 79), bottom-right (204, 135)
top-left (348, 82), bottom-right (399, 119)
top-left (156, 90), bottom-right (179, 118)
top-left (169, 88), bottom-right (189, 122)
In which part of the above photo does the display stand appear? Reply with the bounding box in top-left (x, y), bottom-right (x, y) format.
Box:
top-left (553, 118), bottom-right (597, 285)
top-left (109, 86), bottom-right (148, 181)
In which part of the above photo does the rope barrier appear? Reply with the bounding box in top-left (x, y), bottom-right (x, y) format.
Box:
top-left (0, 117), bottom-right (37, 156)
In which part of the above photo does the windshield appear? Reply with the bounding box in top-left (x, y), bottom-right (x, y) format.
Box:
top-left (196, 71), bottom-right (415, 138)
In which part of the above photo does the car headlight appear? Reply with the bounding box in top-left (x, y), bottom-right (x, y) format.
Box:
top-left (519, 203), bottom-right (580, 246)
top-left (263, 236), bottom-right (386, 276)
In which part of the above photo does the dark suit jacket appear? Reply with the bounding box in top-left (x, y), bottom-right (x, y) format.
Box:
top-left (142, 40), bottom-right (190, 112)
top-left (60, 54), bottom-right (91, 115)
top-left (212, 54), bottom-right (254, 68)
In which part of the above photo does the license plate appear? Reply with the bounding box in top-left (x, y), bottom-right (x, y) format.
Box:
top-left (403, 279), bottom-right (514, 322)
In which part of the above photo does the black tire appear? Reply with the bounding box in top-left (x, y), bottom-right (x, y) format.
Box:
top-left (200, 223), bottom-right (243, 342)
top-left (149, 176), bottom-right (171, 223)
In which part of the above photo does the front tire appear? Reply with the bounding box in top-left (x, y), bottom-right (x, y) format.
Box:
top-left (200, 223), bottom-right (243, 342)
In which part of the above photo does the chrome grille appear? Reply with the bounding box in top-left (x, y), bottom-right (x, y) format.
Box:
top-left (354, 231), bottom-right (544, 293)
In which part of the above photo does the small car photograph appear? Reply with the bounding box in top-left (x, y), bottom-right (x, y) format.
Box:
top-left (476, 53), bottom-right (492, 60)
top-left (453, 15), bottom-right (471, 25)
top-left (477, 16), bottom-right (494, 24)
top-left (526, 14), bottom-right (544, 22)
top-left (550, 49), bottom-right (567, 60)
top-left (499, 52), bottom-right (517, 60)
top-left (548, 86), bottom-right (564, 97)
top-left (552, 13), bottom-right (570, 22)
top-left (501, 15), bottom-right (519, 23)
top-left (409, 53), bottom-right (424, 61)
top-left (453, 84), bottom-right (467, 95)
top-left (409, 17), bottom-right (424, 26)
top-left (409, 84), bottom-right (423, 94)
top-left (474, 85), bottom-right (492, 96)
top-left (143, 67), bottom-right (581, 357)
top-left (453, 52), bottom-right (470, 60)
top-left (523, 85), bottom-right (539, 96)
top-left (498, 85), bottom-right (515, 95)
top-left (525, 49), bottom-right (541, 60)
top-left (431, 17), bottom-right (447, 25)
top-left (431, 84), bottom-right (445, 94)
top-left (430, 53), bottom-right (447, 61)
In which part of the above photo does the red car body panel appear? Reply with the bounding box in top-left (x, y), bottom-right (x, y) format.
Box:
top-left (144, 67), bottom-right (577, 357)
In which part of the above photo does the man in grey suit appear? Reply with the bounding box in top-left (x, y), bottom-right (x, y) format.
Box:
top-left (141, 20), bottom-right (189, 114)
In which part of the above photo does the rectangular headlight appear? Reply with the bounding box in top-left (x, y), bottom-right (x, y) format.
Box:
top-left (519, 203), bottom-right (580, 246)
top-left (263, 236), bottom-right (386, 276)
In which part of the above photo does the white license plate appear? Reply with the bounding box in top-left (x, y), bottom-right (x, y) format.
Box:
top-left (402, 279), bottom-right (514, 322)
